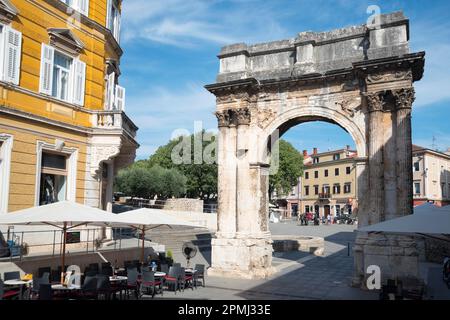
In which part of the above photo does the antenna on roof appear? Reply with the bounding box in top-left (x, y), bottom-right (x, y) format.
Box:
top-left (432, 136), bottom-right (437, 151)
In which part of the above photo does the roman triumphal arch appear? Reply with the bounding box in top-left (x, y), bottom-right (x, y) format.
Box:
top-left (205, 12), bottom-right (425, 283)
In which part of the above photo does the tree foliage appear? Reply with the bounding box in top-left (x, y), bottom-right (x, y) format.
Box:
top-left (269, 139), bottom-right (304, 198)
top-left (114, 165), bottom-right (186, 199)
top-left (146, 131), bottom-right (218, 200)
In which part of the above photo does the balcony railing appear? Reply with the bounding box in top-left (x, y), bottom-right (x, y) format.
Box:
top-left (93, 110), bottom-right (138, 138)
top-left (318, 192), bottom-right (331, 200)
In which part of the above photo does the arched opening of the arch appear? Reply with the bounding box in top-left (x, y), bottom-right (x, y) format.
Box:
top-left (266, 118), bottom-right (364, 225)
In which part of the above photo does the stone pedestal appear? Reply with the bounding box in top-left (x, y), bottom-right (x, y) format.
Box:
top-left (353, 231), bottom-right (421, 290)
top-left (208, 235), bottom-right (275, 279)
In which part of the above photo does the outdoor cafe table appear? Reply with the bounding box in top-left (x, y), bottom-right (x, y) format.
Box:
top-left (184, 269), bottom-right (197, 289)
top-left (154, 272), bottom-right (166, 278)
top-left (109, 276), bottom-right (128, 300)
top-left (4, 279), bottom-right (32, 300)
top-left (109, 276), bottom-right (128, 282)
top-left (51, 284), bottom-right (81, 291)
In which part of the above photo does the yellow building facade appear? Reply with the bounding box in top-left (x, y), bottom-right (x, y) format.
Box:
top-left (0, 0), bottom-right (138, 218)
top-left (285, 147), bottom-right (358, 219)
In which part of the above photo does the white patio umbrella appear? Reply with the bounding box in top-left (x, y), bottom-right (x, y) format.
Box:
top-left (0, 201), bottom-right (122, 283)
top-left (413, 202), bottom-right (442, 215)
top-left (113, 208), bottom-right (203, 263)
top-left (359, 209), bottom-right (450, 235)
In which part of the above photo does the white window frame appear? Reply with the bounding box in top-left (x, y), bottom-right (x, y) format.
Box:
top-left (0, 22), bottom-right (22, 85)
top-left (39, 43), bottom-right (86, 107)
top-left (106, 0), bottom-right (121, 42)
top-left (60, 0), bottom-right (89, 16)
top-left (53, 51), bottom-right (72, 102)
top-left (35, 141), bottom-right (78, 206)
top-left (414, 182), bottom-right (421, 195)
top-left (0, 134), bottom-right (13, 214)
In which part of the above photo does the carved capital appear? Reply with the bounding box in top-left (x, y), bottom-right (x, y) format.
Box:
top-left (215, 110), bottom-right (232, 127)
top-left (392, 88), bottom-right (415, 110)
top-left (365, 92), bottom-right (385, 113)
top-left (235, 107), bottom-right (251, 125)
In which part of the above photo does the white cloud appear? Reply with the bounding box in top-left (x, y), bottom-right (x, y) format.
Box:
top-left (121, 0), bottom-right (289, 48)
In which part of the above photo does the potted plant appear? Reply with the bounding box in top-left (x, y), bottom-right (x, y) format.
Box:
top-left (166, 250), bottom-right (174, 266)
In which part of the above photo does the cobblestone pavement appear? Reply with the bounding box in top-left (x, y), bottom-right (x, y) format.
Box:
top-left (143, 221), bottom-right (379, 300)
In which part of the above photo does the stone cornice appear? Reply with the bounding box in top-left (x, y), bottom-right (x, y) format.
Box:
top-left (353, 52), bottom-right (425, 82)
top-left (206, 52), bottom-right (425, 96)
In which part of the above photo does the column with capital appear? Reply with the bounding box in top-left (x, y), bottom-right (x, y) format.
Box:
top-left (393, 88), bottom-right (415, 216)
top-left (214, 109), bottom-right (237, 238)
top-left (365, 92), bottom-right (386, 225)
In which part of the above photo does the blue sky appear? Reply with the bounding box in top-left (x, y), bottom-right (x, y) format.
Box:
top-left (120, 0), bottom-right (450, 159)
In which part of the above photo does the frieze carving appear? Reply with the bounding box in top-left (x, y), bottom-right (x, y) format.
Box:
top-left (256, 108), bottom-right (277, 129)
top-left (335, 99), bottom-right (355, 117)
top-left (392, 88), bottom-right (415, 110)
top-left (216, 92), bottom-right (252, 104)
top-left (90, 145), bottom-right (120, 177)
top-left (366, 70), bottom-right (413, 84)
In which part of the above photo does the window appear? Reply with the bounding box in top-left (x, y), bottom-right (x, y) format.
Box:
top-left (346, 166), bottom-right (351, 174)
top-left (344, 183), bottom-right (351, 194)
top-left (414, 182), bottom-right (420, 195)
top-left (0, 135), bottom-right (13, 214)
top-left (39, 44), bottom-right (86, 106)
top-left (39, 152), bottom-right (68, 205)
top-left (442, 183), bottom-right (447, 197)
top-left (107, 0), bottom-right (121, 42)
top-left (60, 0), bottom-right (89, 16)
top-left (335, 205), bottom-right (341, 215)
top-left (333, 153), bottom-right (340, 161)
top-left (335, 168), bottom-right (340, 176)
top-left (324, 169), bottom-right (328, 177)
top-left (322, 185), bottom-right (330, 194)
top-left (413, 161), bottom-right (420, 172)
top-left (314, 185), bottom-right (319, 195)
top-left (0, 24), bottom-right (22, 85)
top-left (105, 70), bottom-right (126, 111)
top-left (305, 205), bottom-right (310, 213)
top-left (304, 172), bottom-right (309, 180)
top-left (52, 52), bottom-right (71, 101)
top-left (313, 157), bottom-right (319, 164)
top-left (333, 184), bottom-right (341, 194)
top-left (304, 186), bottom-right (309, 196)
top-left (314, 171), bottom-right (318, 179)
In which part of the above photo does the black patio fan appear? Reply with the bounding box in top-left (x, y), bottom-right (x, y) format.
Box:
top-left (182, 242), bottom-right (197, 268)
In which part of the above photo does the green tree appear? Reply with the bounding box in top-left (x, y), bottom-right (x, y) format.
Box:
top-left (146, 131), bottom-right (218, 200)
top-left (269, 139), bottom-right (304, 198)
top-left (115, 165), bottom-right (187, 199)
top-left (114, 166), bottom-right (153, 199)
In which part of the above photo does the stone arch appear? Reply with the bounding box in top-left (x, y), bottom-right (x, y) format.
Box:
top-left (205, 12), bottom-right (425, 282)
top-left (260, 105), bottom-right (367, 160)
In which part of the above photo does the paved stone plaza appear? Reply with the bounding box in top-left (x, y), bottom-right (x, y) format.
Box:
top-left (147, 222), bottom-right (379, 300)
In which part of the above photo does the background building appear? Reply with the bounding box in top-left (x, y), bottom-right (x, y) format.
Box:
top-left (285, 146), bottom-right (358, 219)
top-left (412, 145), bottom-right (450, 207)
top-left (0, 0), bottom-right (137, 249)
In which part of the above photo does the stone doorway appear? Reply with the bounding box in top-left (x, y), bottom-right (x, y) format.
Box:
top-left (205, 12), bottom-right (425, 282)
